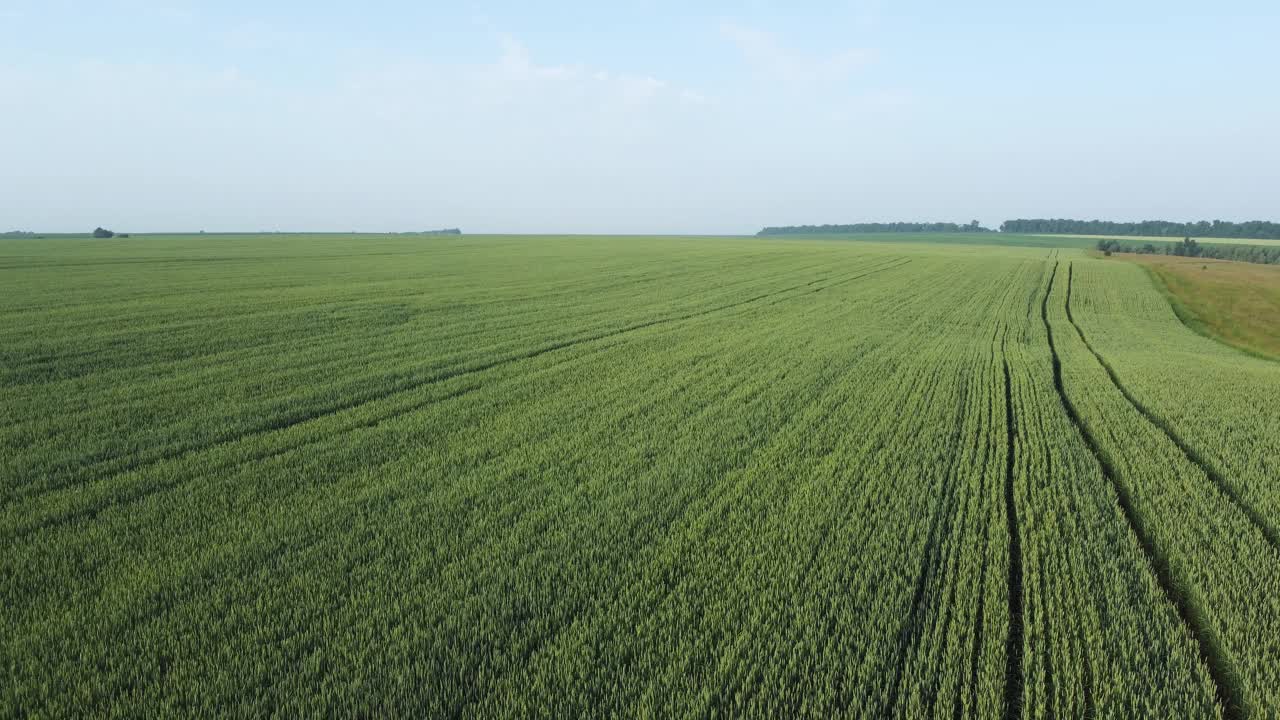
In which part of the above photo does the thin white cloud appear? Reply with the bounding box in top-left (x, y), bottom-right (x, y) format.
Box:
top-left (327, 33), bottom-right (711, 128)
top-left (680, 88), bottom-right (709, 105)
top-left (491, 35), bottom-right (694, 107)
top-left (219, 20), bottom-right (314, 52)
top-left (720, 21), bottom-right (877, 89)
top-left (0, 32), bottom-right (715, 232)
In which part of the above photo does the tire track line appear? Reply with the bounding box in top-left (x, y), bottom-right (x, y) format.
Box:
top-left (1042, 260), bottom-right (1242, 720)
top-left (9, 258), bottom-right (908, 535)
top-left (1064, 262), bottom-right (1280, 554)
top-left (1001, 333), bottom-right (1025, 720)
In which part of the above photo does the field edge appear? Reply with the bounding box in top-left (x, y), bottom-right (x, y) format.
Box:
top-left (1132, 261), bottom-right (1280, 363)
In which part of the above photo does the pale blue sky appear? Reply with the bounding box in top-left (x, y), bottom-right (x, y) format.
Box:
top-left (2, 1), bottom-right (1277, 233)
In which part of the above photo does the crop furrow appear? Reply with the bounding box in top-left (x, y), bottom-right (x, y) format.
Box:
top-left (2, 332), bottom-right (647, 539)
top-left (24, 257), bottom-right (896, 500)
top-left (1042, 260), bottom-right (1242, 720)
top-left (1064, 263), bottom-right (1280, 554)
top-left (1001, 341), bottom-right (1024, 720)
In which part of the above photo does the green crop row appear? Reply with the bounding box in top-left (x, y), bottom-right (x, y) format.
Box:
top-left (1049, 259), bottom-right (1280, 716)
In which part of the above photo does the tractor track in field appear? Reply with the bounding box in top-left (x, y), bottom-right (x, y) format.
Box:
top-left (8, 258), bottom-right (915, 538)
top-left (803, 258), bottom-right (912, 295)
top-left (1064, 263), bottom-right (1280, 554)
top-left (1000, 340), bottom-right (1025, 720)
top-left (1, 258), bottom-right (837, 388)
top-left (1042, 260), bottom-right (1243, 720)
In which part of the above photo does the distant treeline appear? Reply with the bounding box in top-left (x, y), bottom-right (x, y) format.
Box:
top-left (759, 221), bottom-right (992, 235)
top-left (1098, 237), bottom-right (1280, 265)
top-left (2, 230), bottom-right (36, 237)
top-left (422, 228), bottom-right (462, 235)
top-left (1001, 218), bottom-right (1280, 240)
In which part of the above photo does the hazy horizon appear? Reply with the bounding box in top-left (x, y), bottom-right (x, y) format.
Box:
top-left (3, 1), bottom-right (1278, 235)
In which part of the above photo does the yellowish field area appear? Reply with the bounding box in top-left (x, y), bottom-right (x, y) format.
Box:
top-left (1125, 253), bottom-right (1280, 360)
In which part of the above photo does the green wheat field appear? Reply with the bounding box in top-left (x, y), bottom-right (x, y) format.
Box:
top-left (4, 233), bottom-right (1279, 717)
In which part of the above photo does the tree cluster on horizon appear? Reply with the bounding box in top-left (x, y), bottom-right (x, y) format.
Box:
top-left (1096, 236), bottom-right (1280, 265)
top-left (1000, 218), bottom-right (1280, 240)
top-left (759, 221), bottom-right (991, 236)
